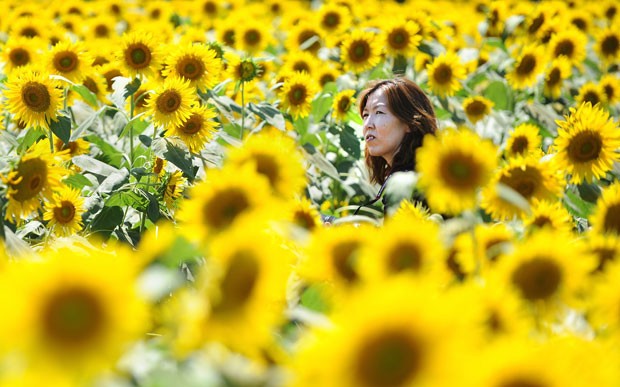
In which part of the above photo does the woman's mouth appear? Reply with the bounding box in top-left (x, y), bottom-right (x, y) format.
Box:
top-left (365, 134), bottom-right (376, 142)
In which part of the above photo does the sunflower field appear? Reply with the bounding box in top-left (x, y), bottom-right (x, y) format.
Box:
top-left (1, 0), bottom-right (620, 385)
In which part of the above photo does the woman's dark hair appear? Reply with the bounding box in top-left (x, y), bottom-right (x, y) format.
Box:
top-left (358, 77), bottom-right (437, 185)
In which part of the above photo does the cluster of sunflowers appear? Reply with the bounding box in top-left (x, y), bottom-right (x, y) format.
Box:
top-left (1, 0), bottom-right (620, 385)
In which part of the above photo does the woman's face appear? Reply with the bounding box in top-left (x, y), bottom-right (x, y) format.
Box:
top-left (362, 88), bottom-right (410, 166)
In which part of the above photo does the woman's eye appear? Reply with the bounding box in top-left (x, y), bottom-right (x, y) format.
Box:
top-left (362, 113), bottom-right (368, 118)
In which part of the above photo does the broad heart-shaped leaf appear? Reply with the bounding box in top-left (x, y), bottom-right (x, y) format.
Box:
top-left (89, 205), bottom-right (124, 238)
top-left (311, 92), bottom-right (334, 122)
top-left (339, 125), bottom-right (361, 159)
top-left (483, 81), bottom-right (511, 111)
top-left (163, 141), bottom-right (196, 183)
top-left (71, 84), bottom-right (98, 106)
top-left (49, 114), bottom-right (72, 145)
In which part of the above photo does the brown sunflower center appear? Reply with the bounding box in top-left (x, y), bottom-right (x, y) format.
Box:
top-left (433, 63), bottom-right (453, 84)
top-left (293, 61), bottom-right (311, 74)
top-left (516, 54), bottom-right (536, 76)
top-left (203, 1), bottom-right (217, 15)
top-left (54, 201), bottom-right (76, 224)
top-left (103, 69), bottom-right (122, 92)
top-left (511, 257), bottom-right (562, 301)
top-left (486, 310), bottom-right (504, 333)
top-left (293, 210), bottom-right (317, 230)
top-left (582, 90), bottom-right (601, 106)
top-left (180, 114), bottom-right (203, 135)
top-left (528, 14), bottom-right (545, 35)
top-left (349, 40), bottom-right (371, 63)
top-left (83, 76), bottom-right (100, 95)
top-left (54, 51), bottom-right (78, 72)
top-left (288, 85), bottom-right (308, 106)
top-left (11, 158), bottom-right (48, 202)
top-left (465, 100), bottom-right (487, 116)
top-left (510, 136), bottom-right (529, 155)
top-left (42, 287), bottom-right (104, 346)
top-left (567, 130), bottom-right (602, 163)
top-left (156, 90), bottom-right (182, 114)
top-left (223, 29), bottom-right (236, 46)
top-left (439, 153), bottom-right (481, 189)
top-left (95, 24), bottom-right (110, 38)
top-left (243, 29), bottom-right (261, 46)
top-left (176, 56), bottom-right (205, 80)
top-left (571, 17), bottom-right (587, 31)
top-left (238, 60), bottom-right (258, 81)
top-left (499, 377), bottom-right (548, 387)
top-left (153, 157), bottom-right (165, 175)
top-left (20, 27), bottom-right (39, 38)
top-left (546, 68), bottom-right (561, 87)
top-left (602, 203), bottom-right (620, 235)
top-left (332, 240), bottom-right (360, 283)
top-left (388, 243), bottom-right (421, 273)
top-left (388, 29), bottom-right (409, 50)
top-left (532, 215), bottom-right (552, 228)
top-left (253, 154), bottom-right (279, 189)
top-left (212, 250), bottom-right (259, 314)
top-left (554, 39), bottom-right (575, 58)
top-left (322, 12), bottom-right (341, 29)
top-left (355, 330), bottom-right (423, 387)
top-left (320, 73), bottom-right (336, 87)
top-left (601, 35), bottom-right (619, 56)
top-left (21, 81), bottom-right (52, 113)
top-left (124, 43), bottom-right (152, 69)
top-left (10, 48), bottom-right (30, 66)
top-left (500, 167), bottom-right (542, 200)
top-left (203, 188), bottom-right (250, 229)
top-left (338, 96), bottom-right (352, 113)
top-left (592, 247), bottom-right (616, 272)
top-left (485, 238), bottom-right (509, 262)
top-left (298, 30), bottom-right (321, 52)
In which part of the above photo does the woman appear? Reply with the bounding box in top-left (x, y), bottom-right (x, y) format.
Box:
top-left (355, 77), bottom-right (437, 215)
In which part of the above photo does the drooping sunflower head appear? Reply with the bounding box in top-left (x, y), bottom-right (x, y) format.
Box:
top-left (504, 123), bottom-right (543, 158)
top-left (426, 51), bottom-right (467, 98)
top-left (161, 43), bottom-right (222, 91)
top-left (553, 101), bottom-right (620, 184)
top-left (417, 128), bottom-right (497, 215)
top-left (146, 76), bottom-right (197, 128)
top-left (279, 71), bottom-right (319, 119)
top-left (331, 89), bottom-right (356, 122)
top-left (45, 40), bottom-right (93, 83)
top-left (462, 96), bottom-right (494, 124)
top-left (4, 68), bottom-right (63, 130)
top-left (224, 51), bottom-right (262, 84)
top-left (339, 29), bottom-right (382, 74)
top-left (117, 30), bottom-right (162, 78)
top-left (480, 155), bottom-right (564, 221)
top-left (506, 44), bottom-right (546, 90)
top-left (167, 104), bottom-right (219, 153)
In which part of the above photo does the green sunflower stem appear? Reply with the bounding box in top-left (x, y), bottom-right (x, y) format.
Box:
top-left (48, 127), bottom-right (55, 154)
top-left (240, 81), bottom-right (245, 140)
top-left (129, 92), bottom-right (135, 167)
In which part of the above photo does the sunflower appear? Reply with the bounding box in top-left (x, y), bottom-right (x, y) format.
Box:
top-left (82, 14), bottom-right (117, 41)
top-left (523, 199), bottom-right (574, 235)
top-left (289, 196), bottom-right (322, 233)
top-left (1, 249), bottom-right (148, 378)
top-left (177, 164), bottom-right (276, 243)
top-left (548, 28), bottom-right (587, 68)
top-left (504, 123), bottom-right (543, 158)
top-left (285, 20), bottom-right (324, 54)
top-left (45, 40), bottom-right (93, 83)
top-left (117, 30), bottom-right (162, 79)
top-left (235, 19), bottom-right (273, 54)
top-left (358, 215), bottom-right (447, 283)
top-left (9, 16), bottom-right (49, 40)
top-left (225, 131), bottom-right (306, 199)
top-left (43, 185), bottom-right (85, 237)
top-left (280, 50), bottom-right (321, 77)
top-left (590, 182), bottom-right (620, 237)
top-left (339, 29), bottom-right (382, 74)
top-left (224, 51), bottom-right (262, 84)
top-left (584, 232), bottom-right (620, 274)
top-left (543, 56), bottom-right (572, 100)
top-left (382, 19), bottom-right (422, 58)
top-left (291, 277), bottom-right (473, 387)
top-left (163, 171), bottom-right (187, 208)
top-left (279, 71), bottom-right (319, 119)
top-left (462, 96), bottom-right (494, 124)
top-left (99, 62), bottom-right (126, 94)
top-left (146, 76), bottom-right (197, 128)
top-left (331, 89), bottom-right (356, 123)
top-left (495, 228), bottom-right (590, 311)
top-left (595, 25), bottom-right (620, 65)
top-left (3, 143), bottom-right (68, 223)
top-left (167, 104), bottom-right (219, 153)
top-left (1, 36), bottom-right (42, 74)
top-left (480, 155), bottom-right (564, 221)
top-left (589, 259), bottom-right (620, 333)
top-left (600, 74), bottom-right (620, 105)
top-left (74, 73), bottom-right (107, 108)
top-left (389, 199), bottom-right (430, 222)
top-left (317, 3), bottom-right (351, 46)
top-left (506, 44), bottom-right (546, 90)
top-left (4, 68), bottom-right (63, 130)
top-left (316, 64), bottom-right (340, 88)
top-left (552, 102), bottom-right (620, 184)
top-left (575, 82), bottom-right (607, 107)
top-left (161, 43), bottom-right (222, 92)
top-left (426, 51), bottom-right (466, 98)
top-left (452, 223), bottom-right (515, 276)
top-left (416, 128), bottom-right (497, 215)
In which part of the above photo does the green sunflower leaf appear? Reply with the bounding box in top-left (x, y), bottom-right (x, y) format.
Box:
top-left (163, 141), bottom-right (196, 183)
top-left (49, 115), bottom-right (72, 145)
top-left (483, 81), bottom-right (511, 111)
top-left (71, 84), bottom-right (98, 106)
top-left (340, 125), bottom-right (361, 159)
